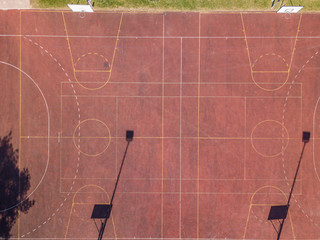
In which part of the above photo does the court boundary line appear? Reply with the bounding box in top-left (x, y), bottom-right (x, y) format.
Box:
top-left (61, 96), bottom-right (303, 99)
top-left (197, 12), bottom-right (201, 239)
top-left (22, 136), bottom-right (303, 140)
top-left (161, 14), bottom-right (164, 240)
top-left (179, 37), bottom-right (182, 239)
top-left (59, 177), bottom-right (304, 181)
top-left (10, 10), bottom-right (317, 240)
top-left (7, 34), bottom-right (320, 39)
top-left (116, 97), bottom-right (118, 179)
top-left (18, 11), bottom-right (22, 240)
top-left (61, 81), bottom-right (303, 85)
top-left (244, 97), bottom-right (247, 180)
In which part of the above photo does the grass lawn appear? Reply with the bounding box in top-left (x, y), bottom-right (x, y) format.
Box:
top-left (30, 0), bottom-right (317, 11)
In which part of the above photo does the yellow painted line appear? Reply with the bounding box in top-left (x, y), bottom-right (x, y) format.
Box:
top-left (21, 135), bottom-right (303, 141)
top-left (109, 13), bottom-right (123, 74)
top-left (240, 13), bottom-right (253, 71)
top-left (61, 12), bottom-right (76, 73)
top-left (64, 203), bottom-right (73, 239)
top-left (74, 52), bottom-right (109, 68)
top-left (65, 185), bottom-right (118, 239)
top-left (242, 205), bottom-right (251, 239)
top-left (250, 120), bottom-right (290, 158)
top-left (288, 210), bottom-right (296, 239)
top-left (240, 13), bottom-right (296, 92)
top-left (251, 52), bottom-right (289, 69)
top-left (74, 70), bottom-right (111, 73)
top-left (199, 137), bottom-right (297, 140)
top-left (288, 14), bottom-right (302, 73)
top-left (71, 13), bottom-right (124, 91)
top-left (72, 119), bottom-right (111, 157)
top-left (60, 82), bottom-right (62, 192)
top-left (21, 136), bottom-right (110, 139)
top-left (252, 70), bottom-right (288, 73)
top-left (250, 203), bottom-right (289, 206)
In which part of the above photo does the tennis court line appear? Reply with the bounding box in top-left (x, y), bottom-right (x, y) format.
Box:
top-left (197, 12), bottom-right (201, 240)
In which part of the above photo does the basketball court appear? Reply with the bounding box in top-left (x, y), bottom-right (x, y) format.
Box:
top-left (1, 9), bottom-right (320, 239)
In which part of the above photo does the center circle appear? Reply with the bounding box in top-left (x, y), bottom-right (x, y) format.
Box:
top-left (73, 119), bottom-right (111, 157)
top-left (251, 120), bottom-right (289, 157)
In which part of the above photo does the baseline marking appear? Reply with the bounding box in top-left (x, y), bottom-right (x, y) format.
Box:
top-left (179, 37), bottom-right (182, 239)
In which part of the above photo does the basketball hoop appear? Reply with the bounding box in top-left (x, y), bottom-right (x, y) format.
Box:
top-left (277, 6), bottom-right (303, 13)
top-left (67, 3), bottom-right (94, 12)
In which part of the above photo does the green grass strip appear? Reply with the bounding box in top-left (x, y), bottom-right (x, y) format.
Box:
top-left (31, 0), bottom-right (318, 11)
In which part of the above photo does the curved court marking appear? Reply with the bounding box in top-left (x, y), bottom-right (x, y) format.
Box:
top-left (242, 186), bottom-right (296, 239)
top-left (70, 186), bottom-right (115, 226)
top-left (72, 118), bottom-right (111, 157)
top-left (251, 52), bottom-right (289, 70)
top-left (20, 37), bottom-right (82, 238)
top-left (251, 208), bottom-right (269, 224)
top-left (250, 120), bottom-right (289, 158)
top-left (240, 13), bottom-right (302, 92)
top-left (313, 97), bottom-right (320, 183)
top-left (74, 52), bottom-right (109, 69)
top-left (249, 185), bottom-right (287, 224)
top-left (281, 50), bottom-right (320, 229)
top-left (72, 206), bottom-right (93, 223)
top-left (251, 55), bottom-right (290, 92)
top-left (62, 12), bottom-right (124, 91)
top-left (250, 72), bottom-right (289, 91)
top-left (65, 184), bottom-right (117, 239)
top-left (0, 61), bottom-right (50, 213)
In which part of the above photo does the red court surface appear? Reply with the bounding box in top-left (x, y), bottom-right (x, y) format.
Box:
top-left (1, 10), bottom-right (320, 240)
